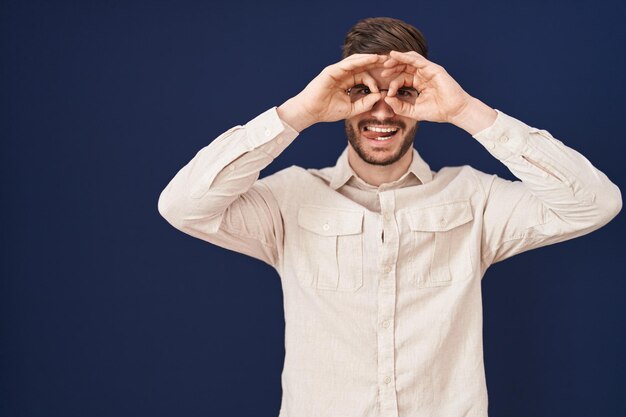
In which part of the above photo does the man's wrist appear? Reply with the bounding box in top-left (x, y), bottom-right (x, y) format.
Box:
top-left (449, 97), bottom-right (498, 136)
top-left (277, 96), bottom-right (317, 133)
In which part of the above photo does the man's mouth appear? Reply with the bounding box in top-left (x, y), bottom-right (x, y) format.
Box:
top-left (361, 125), bottom-right (400, 141)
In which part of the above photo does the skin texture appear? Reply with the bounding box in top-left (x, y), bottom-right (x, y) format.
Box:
top-left (345, 68), bottom-right (418, 185)
top-left (344, 117), bottom-right (417, 166)
top-left (343, 67), bottom-right (418, 172)
top-left (277, 51), bottom-right (498, 186)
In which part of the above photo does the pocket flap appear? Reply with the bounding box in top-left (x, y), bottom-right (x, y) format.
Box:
top-left (298, 206), bottom-right (364, 236)
top-left (407, 201), bottom-right (473, 232)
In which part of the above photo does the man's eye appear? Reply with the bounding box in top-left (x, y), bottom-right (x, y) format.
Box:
top-left (397, 88), bottom-right (418, 98)
top-left (350, 85), bottom-right (371, 96)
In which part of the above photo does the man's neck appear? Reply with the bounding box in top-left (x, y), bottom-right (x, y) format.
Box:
top-left (347, 147), bottom-right (413, 187)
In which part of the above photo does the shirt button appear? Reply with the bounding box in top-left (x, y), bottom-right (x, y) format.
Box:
top-left (382, 320), bottom-right (390, 328)
top-left (276, 137), bottom-right (284, 144)
top-left (228, 165), bottom-right (236, 172)
top-left (499, 135), bottom-right (509, 143)
top-left (264, 129), bottom-right (271, 137)
top-left (322, 223), bottom-right (330, 231)
top-left (439, 218), bottom-right (447, 227)
top-left (383, 265), bottom-right (391, 273)
top-left (384, 213), bottom-right (392, 221)
top-left (487, 142), bottom-right (495, 150)
top-left (384, 376), bottom-right (391, 384)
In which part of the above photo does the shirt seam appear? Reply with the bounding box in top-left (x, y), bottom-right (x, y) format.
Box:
top-left (256, 180), bottom-right (285, 273)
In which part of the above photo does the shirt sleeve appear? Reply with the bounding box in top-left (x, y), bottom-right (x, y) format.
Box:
top-left (472, 110), bottom-right (622, 266)
top-left (157, 107), bottom-right (299, 268)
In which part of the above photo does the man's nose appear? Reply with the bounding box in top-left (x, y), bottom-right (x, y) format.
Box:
top-left (370, 89), bottom-right (395, 118)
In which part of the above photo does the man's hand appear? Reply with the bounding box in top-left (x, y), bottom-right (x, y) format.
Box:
top-left (381, 51), bottom-right (497, 134)
top-left (278, 54), bottom-right (387, 132)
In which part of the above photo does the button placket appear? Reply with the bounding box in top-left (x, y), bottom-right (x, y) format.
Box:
top-left (376, 191), bottom-right (399, 417)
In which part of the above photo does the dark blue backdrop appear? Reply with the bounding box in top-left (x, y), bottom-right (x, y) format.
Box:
top-left (2, 1), bottom-right (625, 416)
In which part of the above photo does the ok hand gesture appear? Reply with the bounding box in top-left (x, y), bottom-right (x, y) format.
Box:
top-left (278, 54), bottom-right (387, 132)
top-left (380, 51), bottom-right (475, 124)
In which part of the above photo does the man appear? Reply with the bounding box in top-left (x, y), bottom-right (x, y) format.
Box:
top-left (158, 17), bottom-right (621, 417)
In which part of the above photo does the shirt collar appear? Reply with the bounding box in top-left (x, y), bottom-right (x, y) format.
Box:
top-left (329, 147), bottom-right (433, 190)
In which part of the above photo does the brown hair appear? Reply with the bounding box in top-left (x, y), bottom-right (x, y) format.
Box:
top-left (342, 17), bottom-right (428, 59)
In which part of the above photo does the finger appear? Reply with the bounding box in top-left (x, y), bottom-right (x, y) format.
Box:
top-left (344, 53), bottom-right (385, 61)
top-left (337, 54), bottom-right (386, 72)
top-left (385, 68), bottom-right (428, 92)
top-left (383, 96), bottom-right (412, 118)
top-left (389, 50), bottom-right (442, 80)
top-left (386, 73), bottom-right (412, 97)
top-left (356, 70), bottom-right (379, 93)
top-left (324, 55), bottom-right (386, 84)
top-left (382, 57), bottom-right (398, 67)
top-left (351, 92), bottom-right (382, 115)
top-left (388, 50), bottom-right (430, 68)
top-left (379, 64), bottom-right (407, 78)
top-left (337, 69), bottom-right (379, 90)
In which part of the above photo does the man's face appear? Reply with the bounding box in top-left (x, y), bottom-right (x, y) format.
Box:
top-left (344, 67), bottom-right (418, 166)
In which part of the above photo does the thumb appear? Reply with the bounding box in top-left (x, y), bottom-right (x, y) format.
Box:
top-left (383, 96), bottom-right (411, 117)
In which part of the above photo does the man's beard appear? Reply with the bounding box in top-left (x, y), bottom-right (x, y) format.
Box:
top-left (345, 119), bottom-right (418, 166)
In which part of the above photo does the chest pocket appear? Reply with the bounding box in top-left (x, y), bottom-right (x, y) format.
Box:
top-left (296, 206), bottom-right (364, 292)
top-left (406, 201), bottom-right (474, 288)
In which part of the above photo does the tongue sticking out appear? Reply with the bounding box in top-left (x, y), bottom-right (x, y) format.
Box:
top-left (362, 129), bottom-right (397, 140)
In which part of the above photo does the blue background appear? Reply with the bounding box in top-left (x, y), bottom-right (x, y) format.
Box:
top-left (2, 0), bottom-right (625, 416)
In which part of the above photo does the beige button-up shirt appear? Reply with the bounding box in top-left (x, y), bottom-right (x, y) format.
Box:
top-left (158, 108), bottom-right (621, 417)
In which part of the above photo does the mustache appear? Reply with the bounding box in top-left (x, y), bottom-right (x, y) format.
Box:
top-left (357, 118), bottom-right (406, 130)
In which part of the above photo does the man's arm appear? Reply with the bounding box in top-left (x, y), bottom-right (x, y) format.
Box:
top-left (157, 109), bottom-right (299, 267)
top-left (382, 51), bottom-right (622, 265)
top-left (471, 109), bottom-right (621, 265)
top-left (157, 54), bottom-right (388, 267)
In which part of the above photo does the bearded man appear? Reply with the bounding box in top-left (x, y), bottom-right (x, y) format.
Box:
top-left (158, 17), bottom-right (621, 417)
